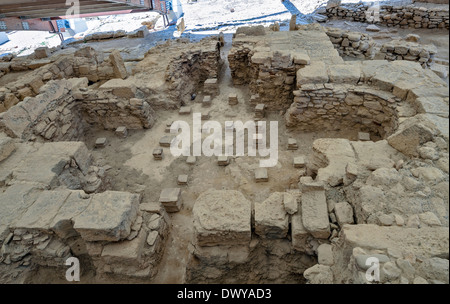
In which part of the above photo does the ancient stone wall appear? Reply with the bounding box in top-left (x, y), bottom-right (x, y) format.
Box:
top-left (0, 79), bottom-right (87, 141)
top-left (288, 84), bottom-right (398, 137)
top-left (322, 2), bottom-right (449, 29)
top-left (0, 47), bottom-right (127, 113)
top-left (325, 28), bottom-right (376, 59)
top-left (76, 79), bottom-right (156, 130)
top-left (375, 39), bottom-right (437, 68)
top-left (165, 39), bottom-right (221, 105)
top-left (229, 43), bottom-right (309, 110)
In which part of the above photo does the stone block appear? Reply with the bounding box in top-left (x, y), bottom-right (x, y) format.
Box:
top-left (99, 79), bottom-right (136, 99)
top-left (73, 191), bottom-right (140, 242)
top-left (292, 210), bottom-right (309, 252)
top-left (294, 156), bottom-right (306, 168)
top-left (228, 93), bottom-right (239, 105)
top-left (186, 156), bottom-right (196, 165)
top-left (179, 106), bottom-right (192, 115)
top-left (218, 156), bottom-right (230, 166)
top-left (159, 135), bottom-right (175, 147)
top-left (202, 95), bottom-right (212, 107)
top-left (288, 138), bottom-right (298, 150)
top-left (115, 126), bottom-right (128, 138)
top-left (34, 47), bottom-right (51, 59)
top-left (297, 62), bottom-right (329, 87)
top-left (255, 167), bottom-right (268, 182)
top-left (109, 50), bottom-right (128, 79)
top-left (301, 189), bottom-right (330, 239)
top-left (95, 138), bottom-right (107, 148)
top-left (177, 175), bottom-right (188, 185)
top-left (334, 201), bottom-right (354, 226)
top-left (153, 148), bottom-right (163, 160)
top-left (159, 188), bottom-right (182, 213)
top-left (255, 192), bottom-right (289, 238)
top-left (358, 132), bottom-right (371, 141)
top-left (193, 190), bottom-right (252, 246)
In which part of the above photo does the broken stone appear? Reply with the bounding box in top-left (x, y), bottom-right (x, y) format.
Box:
top-left (318, 244), bottom-right (334, 266)
top-left (334, 201), bottom-right (354, 226)
top-left (95, 138), bottom-right (107, 148)
top-left (73, 191), bottom-right (140, 242)
top-left (255, 192), bottom-right (289, 239)
top-left (283, 192), bottom-right (297, 215)
top-left (146, 231), bottom-right (159, 246)
top-left (366, 25), bottom-right (381, 32)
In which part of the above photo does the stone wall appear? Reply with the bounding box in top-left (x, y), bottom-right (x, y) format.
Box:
top-left (228, 42), bottom-right (309, 110)
top-left (325, 28), bottom-right (376, 59)
top-left (165, 38), bottom-right (221, 105)
top-left (288, 83), bottom-right (398, 137)
top-left (76, 79), bottom-right (156, 130)
top-left (322, 2), bottom-right (449, 29)
top-left (0, 47), bottom-right (127, 113)
top-left (375, 39), bottom-right (437, 68)
top-left (0, 79), bottom-right (87, 141)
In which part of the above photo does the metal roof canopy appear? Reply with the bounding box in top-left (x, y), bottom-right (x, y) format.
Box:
top-left (0, 0), bottom-right (149, 19)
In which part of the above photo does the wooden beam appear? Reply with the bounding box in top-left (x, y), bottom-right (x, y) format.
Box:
top-left (0, 1), bottom-right (111, 13)
top-left (2, 4), bottom-right (146, 18)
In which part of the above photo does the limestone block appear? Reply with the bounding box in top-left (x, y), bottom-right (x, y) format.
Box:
top-left (387, 114), bottom-right (439, 157)
top-left (34, 47), bottom-right (51, 59)
top-left (334, 201), bottom-right (354, 226)
top-left (193, 190), bottom-right (251, 246)
top-left (99, 79), bottom-right (136, 99)
top-left (301, 189), bottom-right (330, 239)
top-left (318, 244), bottom-right (334, 266)
top-left (255, 168), bottom-right (268, 182)
top-left (297, 62), bottom-right (329, 87)
top-left (255, 192), bottom-right (289, 238)
top-left (328, 64), bottom-right (361, 84)
top-left (159, 188), bottom-right (182, 213)
top-left (73, 191), bottom-right (140, 242)
top-left (109, 50), bottom-right (128, 79)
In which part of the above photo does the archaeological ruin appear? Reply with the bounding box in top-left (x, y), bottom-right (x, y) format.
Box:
top-left (0, 0), bottom-right (449, 285)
